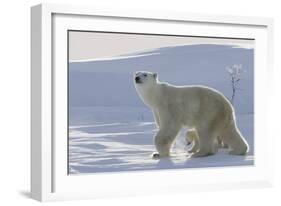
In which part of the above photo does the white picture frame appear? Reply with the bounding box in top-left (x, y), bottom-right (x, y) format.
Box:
top-left (31, 3), bottom-right (274, 202)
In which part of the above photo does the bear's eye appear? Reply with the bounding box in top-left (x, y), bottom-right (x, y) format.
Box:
top-left (144, 74), bottom-right (147, 77)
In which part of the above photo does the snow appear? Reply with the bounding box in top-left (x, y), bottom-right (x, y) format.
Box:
top-left (68, 107), bottom-right (254, 174)
top-left (69, 44), bottom-right (253, 113)
top-left (68, 44), bottom-right (254, 174)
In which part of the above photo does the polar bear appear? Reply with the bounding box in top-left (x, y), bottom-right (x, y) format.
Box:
top-left (134, 71), bottom-right (249, 158)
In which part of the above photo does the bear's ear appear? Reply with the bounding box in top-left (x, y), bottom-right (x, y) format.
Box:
top-left (153, 73), bottom-right (158, 79)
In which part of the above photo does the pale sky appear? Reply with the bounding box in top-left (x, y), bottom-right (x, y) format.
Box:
top-left (69, 31), bottom-right (254, 62)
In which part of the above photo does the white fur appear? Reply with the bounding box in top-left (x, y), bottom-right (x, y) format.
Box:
top-left (134, 71), bottom-right (249, 158)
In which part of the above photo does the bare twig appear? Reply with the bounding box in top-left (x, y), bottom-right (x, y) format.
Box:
top-left (226, 64), bottom-right (244, 105)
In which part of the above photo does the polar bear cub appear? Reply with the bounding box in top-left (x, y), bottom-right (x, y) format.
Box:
top-left (134, 71), bottom-right (249, 158)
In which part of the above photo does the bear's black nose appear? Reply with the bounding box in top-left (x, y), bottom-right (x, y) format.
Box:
top-left (135, 76), bottom-right (140, 82)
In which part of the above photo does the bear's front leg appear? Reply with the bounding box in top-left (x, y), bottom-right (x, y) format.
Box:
top-left (152, 109), bottom-right (160, 128)
top-left (152, 152), bottom-right (160, 159)
top-left (153, 127), bottom-right (180, 158)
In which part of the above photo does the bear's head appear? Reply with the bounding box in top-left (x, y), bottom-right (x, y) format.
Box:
top-left (134, 71), bottom-right (159, 107)
top-left (134, 71), bottom-right (158, 88)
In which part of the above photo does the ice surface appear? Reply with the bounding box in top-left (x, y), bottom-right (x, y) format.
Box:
top-left (68, 107), bottom-right (254, 174)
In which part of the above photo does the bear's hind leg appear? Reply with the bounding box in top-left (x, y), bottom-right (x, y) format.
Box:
top-left (218, 136), bottom-right (228, 148)
top-left (221, 123), bottom-right (249, 155)
top-left (185, 129), bottom-right (199, 153)
top-left (191, 128), bottom-right (218, 158)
